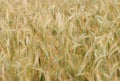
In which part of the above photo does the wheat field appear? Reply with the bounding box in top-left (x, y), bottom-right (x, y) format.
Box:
top-left (0, 0), bottom-right (120, 81)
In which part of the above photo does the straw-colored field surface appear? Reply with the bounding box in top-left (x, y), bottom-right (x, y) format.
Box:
top-left (0, 0), bottom-right (120, 81)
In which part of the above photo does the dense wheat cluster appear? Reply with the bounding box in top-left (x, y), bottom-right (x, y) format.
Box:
top-left (0, 0), bottom-right (120, 81)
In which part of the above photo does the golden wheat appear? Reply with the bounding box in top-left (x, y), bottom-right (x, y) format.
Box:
top-left (0, 0), bottom-right (120, 81)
